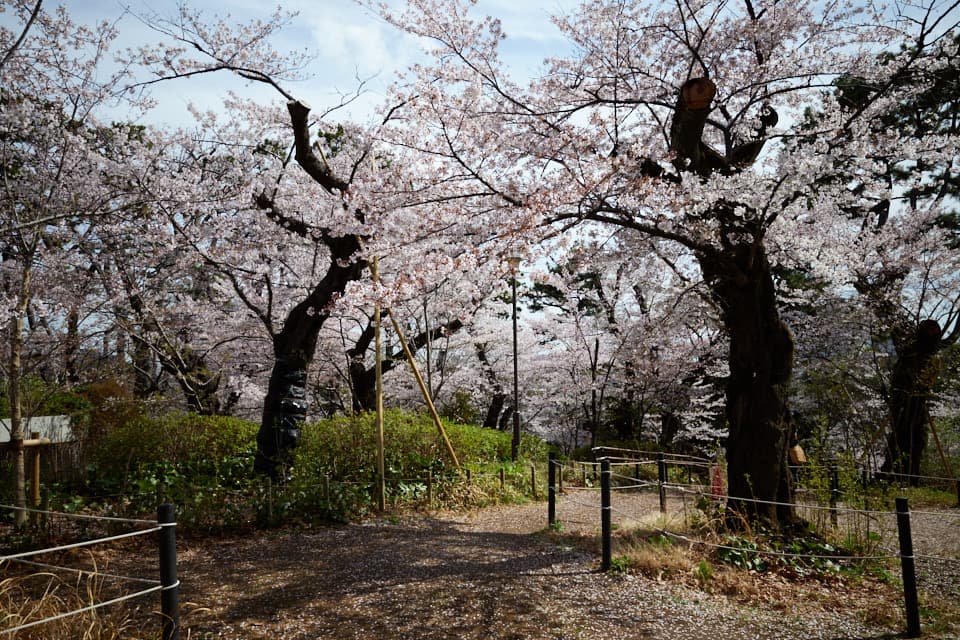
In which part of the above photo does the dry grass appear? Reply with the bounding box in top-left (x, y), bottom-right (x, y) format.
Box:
top-left (0, 566), bottom-right (150, 639)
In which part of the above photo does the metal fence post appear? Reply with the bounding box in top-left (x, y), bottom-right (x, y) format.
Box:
top-left (548, 452), bottom-right (556, 527)
top-left (601, 458), bottom-right (611, 571)
top-left (158, 503), bottom-right (180, 640)
top-left (895, 497), bottom-right (921, 638)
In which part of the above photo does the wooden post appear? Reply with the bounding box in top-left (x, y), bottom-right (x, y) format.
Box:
top-left (426, 470), bottom-right (433, 507)
top-left (830, 464), bottom-right (840, 528)
top-left (548, 452), bottom-right (556, 527)
top-left (601, 459), bottom-right (611, 571)
top-left (657, 453), bottom-right (667, 514)
top-left (499, 468), bottom-right (505, 493)
top-left (30, 430), bottom-right (41, 527)
top-left (530, 464), bottom-right (537, 499)
top-left (266, 477), bottom-right (273, 525)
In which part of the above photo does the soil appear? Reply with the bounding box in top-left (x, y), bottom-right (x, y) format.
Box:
top-left (114, 490), bottom-right (959, 640)
top-left (6, 489), bottom-right (959, 639)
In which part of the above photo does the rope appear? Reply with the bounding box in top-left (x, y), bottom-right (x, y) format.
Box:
top-left (0, 505), bottom-right (157, 527)
top-left (915, 554), bottom-right (960, 564)
top-left (0, 584), bottom-right (164, 636)
top-left (670, 485), bottom-right (898, 517)
top-left (905, 509), bottom-right (960, 520)
top-left (2, 558), bottom-right (162, 586)
top-left (556, 494), bottom-right (603, 511)
top-left (591, 446), bottom-right (711, 462)
top-left (654, 528), bottom-right (899, 562)
top-left (0, 527), bottom-right (162, 562)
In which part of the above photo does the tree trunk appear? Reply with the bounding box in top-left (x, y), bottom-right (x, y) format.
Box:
top-left (8, 264), bottom-right (31, 528)
top-left (483, 392), bottom-right (507, 429)
top-left (254, 234), bottom-right (365, 481)
top-left (348, 318), bottom-right (463, 413)
top-left (699, 242), bottom-right (797, 528)
top-left (881, 319), bottom-right (942, 485)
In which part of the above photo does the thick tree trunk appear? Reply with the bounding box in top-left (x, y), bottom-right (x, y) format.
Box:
top-left (665, 77), bottom-right (794, 527)
top-left (699, 243), bottom-right (797, 528)
top-left (881, 319), bottom-right (942, 485)
top-left (254, 234), bottom-right (365, 481)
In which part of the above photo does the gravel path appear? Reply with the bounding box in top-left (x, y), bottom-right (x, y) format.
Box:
top-left (171, 494), bottom-right (926, 639)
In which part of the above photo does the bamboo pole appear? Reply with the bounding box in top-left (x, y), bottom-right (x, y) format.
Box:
top-left (373, 257), bottom-right (386, 511)
top-left (386, 309), bottom-right (460, 470)
top-left (927, 414), bottom-right (955, 483)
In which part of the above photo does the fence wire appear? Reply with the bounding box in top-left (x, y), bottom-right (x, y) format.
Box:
top-left (0, 507), bottom-right (173, 637)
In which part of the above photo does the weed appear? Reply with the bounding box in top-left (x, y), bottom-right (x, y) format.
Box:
top-left (695, 559), bottom-right (714, 584)
top-left (609, 555), bottom-right (632, 573)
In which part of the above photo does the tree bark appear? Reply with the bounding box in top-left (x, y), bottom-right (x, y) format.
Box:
top-left (348, 318), bottom-right (464, 413)
top-left (254, 234), bottom-right (366, 481)
top-left (698, 243), bottom-right (797, 526)
top-left (8, 263), bottom-right (31, 528)
top-left (881, 319), bottom-right (943, 484)
top-left (667, 77), bottom-right (795, 527)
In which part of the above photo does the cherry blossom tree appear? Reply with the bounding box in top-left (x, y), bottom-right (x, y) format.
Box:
top-left (127, 5), bottom-right (533, 480)
top-left (372, 0), bottom-right (960, 526)
top-left (832, 34), bottom-right (960, 482)
top-left (1, 0), bottom-right (154, 523)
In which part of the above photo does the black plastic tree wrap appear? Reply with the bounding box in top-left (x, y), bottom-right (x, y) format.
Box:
top-left (254, 359), bottom-right (308, 482)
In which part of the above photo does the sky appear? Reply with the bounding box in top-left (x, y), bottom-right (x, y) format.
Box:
top-left (10, 0), bottom-right (582, 126)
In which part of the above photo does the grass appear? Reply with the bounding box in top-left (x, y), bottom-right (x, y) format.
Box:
top-left (0, 567), bottom-right (148, 639)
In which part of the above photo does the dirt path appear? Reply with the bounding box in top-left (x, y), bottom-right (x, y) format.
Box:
top-left (169, 497), bottom-right (912, 640)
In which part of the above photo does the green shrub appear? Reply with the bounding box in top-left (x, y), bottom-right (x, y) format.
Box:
top-left (70, 408), bottom-right (549, 531)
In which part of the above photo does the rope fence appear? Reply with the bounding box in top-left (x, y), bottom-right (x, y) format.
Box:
top-left (0, 504), bottom-right (180, 640)
top-left (547, 454), bottom-right (960, 639)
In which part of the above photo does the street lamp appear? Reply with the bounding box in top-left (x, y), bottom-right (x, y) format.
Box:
top-left (507, 256), bottom-right (521, 461)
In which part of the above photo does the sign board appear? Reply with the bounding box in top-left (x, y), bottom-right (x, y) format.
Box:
top-left (0, 415), bottom-right (73, 444)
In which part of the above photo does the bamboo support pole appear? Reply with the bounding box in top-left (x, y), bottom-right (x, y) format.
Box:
top-left (373, 257), bottom-right (386, 511)
top-left (386, 309), bottom-right (460, 470)
top-left (927, 415), bottom-right (955, 484)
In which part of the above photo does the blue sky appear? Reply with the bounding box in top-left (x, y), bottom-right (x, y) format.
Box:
top-left (11, 0), bottom-right (581, 126)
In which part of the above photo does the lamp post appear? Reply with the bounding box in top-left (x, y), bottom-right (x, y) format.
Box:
top-left (508, 257), bottom-right (521, 461)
